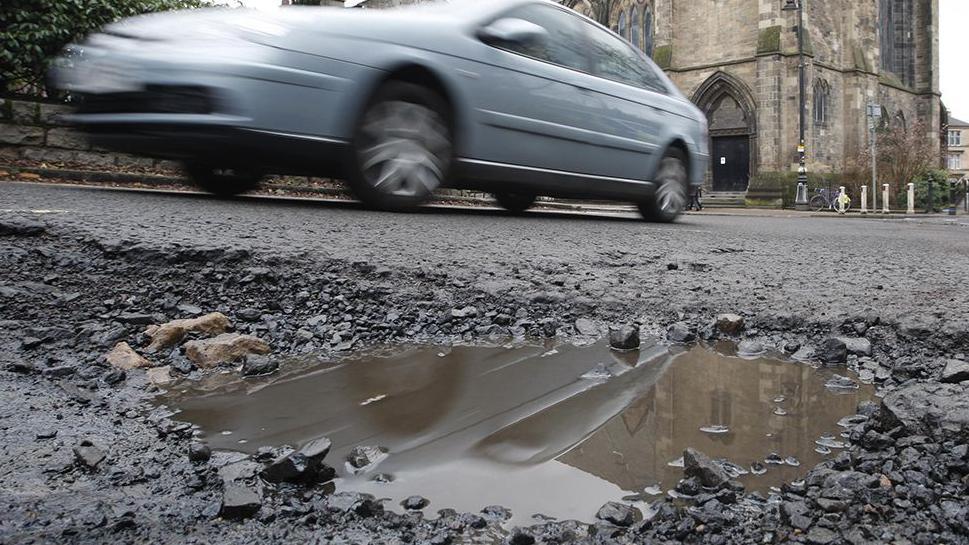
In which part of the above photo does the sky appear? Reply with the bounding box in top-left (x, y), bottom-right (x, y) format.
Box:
top-left (940, 0), bottom-right (968, 122)
top-left (242, 0), bottom-right (968, 121)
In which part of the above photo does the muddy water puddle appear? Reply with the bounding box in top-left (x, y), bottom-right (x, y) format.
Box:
top-left (163, 340), bottom-right (873, 524)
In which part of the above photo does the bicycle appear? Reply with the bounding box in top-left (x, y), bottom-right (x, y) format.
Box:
top-left (810, 186), bottom-right (851, 212)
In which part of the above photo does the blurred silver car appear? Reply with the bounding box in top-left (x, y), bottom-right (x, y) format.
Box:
top-left (52, 0), bottom-right (709, 221)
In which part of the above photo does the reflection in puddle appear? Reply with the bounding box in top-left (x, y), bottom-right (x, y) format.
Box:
top-left (163, 341), bottom-right (873, 524)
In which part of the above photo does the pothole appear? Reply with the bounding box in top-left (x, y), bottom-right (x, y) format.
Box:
top-left (161, 339), bottom-right (874, 525)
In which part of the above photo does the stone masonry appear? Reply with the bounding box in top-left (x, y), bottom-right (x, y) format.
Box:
top-left (0, 98), bottom-right (179, 173)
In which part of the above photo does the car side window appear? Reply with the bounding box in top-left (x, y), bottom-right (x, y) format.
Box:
top-left (493, 5), bottom-right (589, 72)
top-left (584, 24), bottom-right (666, 93)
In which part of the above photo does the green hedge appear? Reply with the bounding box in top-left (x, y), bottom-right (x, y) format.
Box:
top-left (1, 0), bottom-right (210, 96)
top-left (896, 169), bottom-right (952, 212)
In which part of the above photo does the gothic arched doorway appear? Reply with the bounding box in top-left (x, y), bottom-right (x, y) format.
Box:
top-left (691, 72), bottom-right (758, 193)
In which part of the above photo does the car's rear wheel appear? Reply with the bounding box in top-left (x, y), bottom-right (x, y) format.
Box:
top-left (638, 150), bottom-right (689, 223)
top-left (184, 162), bottom-right (263, 197)
top-left (348, 82), bottom-right (452, 211)
top-left (494, 192), bottom-right (536, 214)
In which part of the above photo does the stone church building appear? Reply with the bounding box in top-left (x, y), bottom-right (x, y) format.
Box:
top-left (592, 0), bottom-right (943, 197)
top-left (292, 0), bottom-right (944, 198)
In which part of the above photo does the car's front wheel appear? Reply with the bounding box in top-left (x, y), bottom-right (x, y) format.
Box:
top-left (638, 151), bottom-right (689, 223)
top-left (494, 192), bottom-right (536, 214)
top-left (184, 162), bottom-right (263, 197)
top-left (348, 82), bottom-right (453, 211)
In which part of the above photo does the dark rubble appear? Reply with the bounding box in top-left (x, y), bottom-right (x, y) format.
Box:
top-left (0, 185), bottom-right (967, 545)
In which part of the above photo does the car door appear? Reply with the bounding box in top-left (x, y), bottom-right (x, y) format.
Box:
top-left (577, 22), bottom-right (673, 182)
top-left (462, 3), bottom-right (602, 177)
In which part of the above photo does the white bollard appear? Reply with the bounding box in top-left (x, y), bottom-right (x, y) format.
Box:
top-left (907, 183), bottom-right (915, 214)
top-left (882, 184), bottom-right (890, 213)
top-left (836, 186), bottom-right (848, 214)
top-left (860, 185), bottom-right (868, 214)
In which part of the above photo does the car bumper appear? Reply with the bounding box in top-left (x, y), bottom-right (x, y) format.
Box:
top-left (73, 114), bottom-right (349, 175)
top-left (51, 35), bottom-right (366, 171)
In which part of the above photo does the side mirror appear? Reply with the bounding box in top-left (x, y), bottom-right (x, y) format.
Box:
top-left (478, 18), bottom-right (548, 47)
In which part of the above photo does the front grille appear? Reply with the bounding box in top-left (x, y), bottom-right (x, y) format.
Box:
top-left (75, 86), bottom-right (219, 115)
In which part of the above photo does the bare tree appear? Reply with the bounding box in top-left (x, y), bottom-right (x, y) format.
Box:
top-left (877, 122), bottom-right (937, 196)
top-left (845, 121), bottom-right (936, 197)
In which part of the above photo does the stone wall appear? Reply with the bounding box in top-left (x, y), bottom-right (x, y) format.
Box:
top-left (0, 97), bottom-right (178, 173)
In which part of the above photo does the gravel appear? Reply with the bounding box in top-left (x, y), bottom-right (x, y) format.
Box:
top-left (1, 182), bottom-right (968, 544)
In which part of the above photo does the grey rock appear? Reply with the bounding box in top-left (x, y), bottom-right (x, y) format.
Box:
top-left (346, 445), bottom-right (388, 471)
top-left (595, 501), bottom-right (642, 527)
top-left (715, 314), bottom-right (744, 335)
top-left (818, 337), bottom-right (848, 364)
top-left (450, 306), bottom-right (478, 319)
top-left (401, 495), bottom-right (429, 510)
top-left (675, 477), bottom-right (701, 496)
top-left (220, 483), bottom-right (261, 520)
top-left (667, 322), bottom-right (696, 343)
top-left (327, 492), bottom-right (381, 517)
top-left (261, 452), bottom-right (310, 483)
top-left (176, 304), bottom-right (203, 315)
top-left (574, 318), bottom-right (598, 336)
top-left (880, 382), bottom-right (969, 442)
top-left (299, 436), bottom-right (332, 464)
top-left (608, 324), bottom-right (640, 351)
top-left (805, 526), bottom-right (839, 545)
top-left (218, 459), bottom-right (262, 483)
top-left (820, 471), bottom-right (879, 500)
top-left (737, 339), bottom-right (765, 356)
top-left (41, 365), bottom-right (76, 378)
top-left (21, 337), bottom-right (43, 349)
top-left (683, 447), bottom-right (729, 488)
top-left (837, 336), bottom-right (872, 356)
top-left (188, 443), bottom-right (211, 463)
top-left (825, 374), bottom-right (859, 390)
top-left (73, 440), bottom-right (106, 469)
top-left (117, 312), bottom-right (161, 325)
top-left (481, 505), bottom-right (512, 521)
top-left (241, 354), bottom-right (278, 377)
top-left (781, 500), bottom-right (813, 531)
top-left (941, 359), bottom-right (969, 383)
top-left (791, 345), bottom-right (815, 361)
top-left (237, 308), bottom-right (262, 322)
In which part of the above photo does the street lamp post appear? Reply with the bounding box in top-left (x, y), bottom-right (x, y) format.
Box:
top-left (784, 0), bottom-right (809, 211)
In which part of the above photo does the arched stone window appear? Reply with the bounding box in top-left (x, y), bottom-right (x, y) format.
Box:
top-left (617, 10), bottom-right (626, 39)
top-left (879, 0), bottom-right (915, 86)
top-left (813, 79), bottom-right (830, 126)
top-left (631, 7), bottom-right (640, 48)
top-left (643, 6), bottom-right (654, 57)
top-left (893, 111), bottom-right (907, 130)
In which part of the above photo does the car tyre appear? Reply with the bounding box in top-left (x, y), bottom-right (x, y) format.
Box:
top-left (348, 81), bottom-right (453, 211)
top-left (184, 162), bottom-right (263, 197)
top-left (638, 150), bottom-right (689, 223)
top-left (494, 192), bottom-right (536, 214)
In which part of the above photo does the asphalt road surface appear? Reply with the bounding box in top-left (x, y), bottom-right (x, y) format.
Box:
top-left (3, 181), bottom-right (967, 324)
